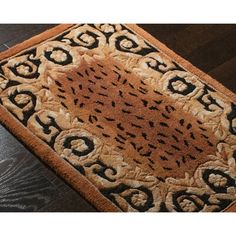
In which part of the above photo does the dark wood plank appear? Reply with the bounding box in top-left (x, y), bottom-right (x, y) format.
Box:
top-left (0, 24), bottom-right (56, 46)
top-left (39, 189), bottom-right (97, 212)
top-left (4, 24), bottom-right (56, 47)
top-left (162, 25), bottom-right (236, 57)
top-left (208, 56), bottom-right (236, 93)
top-left (185, 27), bottom-right (236, 72)
top-left (0, 44), bottom-right (8, 52)
top-left (139, 24), bottom-right (189, 45)
top-left (0, 124), bottom-right (96, 212)
top-left (0, 24), bottom-right (36, 43)
top-left (0, 156), bottom-right (57, 211)
top-left (0, 125), bottom-right (58, 211)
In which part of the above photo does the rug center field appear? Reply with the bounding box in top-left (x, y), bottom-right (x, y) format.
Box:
top-left (48, 57), bottom-right (217, 180)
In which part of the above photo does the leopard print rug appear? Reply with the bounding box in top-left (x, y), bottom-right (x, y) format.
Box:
top-left (0, 24), bottom-right (236, 212)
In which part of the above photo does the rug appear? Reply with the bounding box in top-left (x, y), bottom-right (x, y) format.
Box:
top-left (0, 24), bottom-right (236, 212)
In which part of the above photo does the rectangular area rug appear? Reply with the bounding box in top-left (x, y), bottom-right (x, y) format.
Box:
top-left (0, 24), bottom-right (236, 212)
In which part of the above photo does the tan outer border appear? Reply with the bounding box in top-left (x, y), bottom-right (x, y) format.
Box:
top-left (0, 24), bottom-right (235, 212)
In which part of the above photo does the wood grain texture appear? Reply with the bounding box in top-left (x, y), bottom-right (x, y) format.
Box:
top-left (0, 156), bottom-right (57, 211)
top-left (0, 24), bottom-right (235, 211)
top-left (39, 189), bottom-right (97, 212)
top-left (0, 44), bottom-right (8, 52)
top-left (0, 125), bottom-right (56, 211)
top-left (0, 124), bottom-right (96, 212)
top-left (0, 24), bottom-right (56, 46)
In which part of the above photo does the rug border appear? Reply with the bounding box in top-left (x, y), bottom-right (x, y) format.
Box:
top-left (0, 24), bottom-right (235, 212)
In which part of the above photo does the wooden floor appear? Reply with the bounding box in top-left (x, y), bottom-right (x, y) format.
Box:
top-left (0, 24), bottom-right (235, 211)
